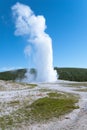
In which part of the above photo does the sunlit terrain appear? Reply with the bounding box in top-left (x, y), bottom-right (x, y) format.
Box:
top-left (0, 80), bottom-right (87, 129)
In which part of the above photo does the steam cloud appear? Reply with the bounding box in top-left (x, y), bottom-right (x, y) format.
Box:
top-left (12, 2), bottom-right (57, 82)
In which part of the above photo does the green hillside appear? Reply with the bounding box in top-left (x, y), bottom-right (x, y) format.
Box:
top-left (0, 69), bottom-right (27, 81)
top-left (0, 68), bottom-right (87, 82)
top-left (55, 67), bottom-right (87, 82)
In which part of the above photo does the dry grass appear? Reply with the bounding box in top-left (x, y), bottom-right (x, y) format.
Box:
top-left (74, 88), bottom-right (87, 92)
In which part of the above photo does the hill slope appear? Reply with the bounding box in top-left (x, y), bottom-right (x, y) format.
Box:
top-left (55, 67), bottom-right (87, 82)
top-left (0, 68), bottom-right (87, 82)
top-left (0, 69), bottom-right (27, 81)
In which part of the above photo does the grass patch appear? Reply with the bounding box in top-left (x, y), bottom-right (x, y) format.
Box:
top-left (0, 92), bottom-right (79, 129)
top-left (64, 83), bottom-right (87, 88)
top-left (18, 82), bottom-right (37, 89)
top-left (27, 83), bottom-right (37, 88)
top-left (8, 100), bottom-right (20, 106)
top-left (47, 92), bottom-right (65, 98)
top-left (75, 88), bottom-right (87, 92)
top-left (39, 88), bottom-right (52, 92)
top-left (30, 96), bottom-right (79, 121)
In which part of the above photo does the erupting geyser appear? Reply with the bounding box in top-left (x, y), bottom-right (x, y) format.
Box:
top-left (12, 2), bottom-right (57, 82)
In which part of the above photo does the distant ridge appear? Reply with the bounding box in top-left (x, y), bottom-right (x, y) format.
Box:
top-left (0, 69), bottom-right (27, 81)
top-left (55, 67), bottom-right (87, 82)
top-left (0, 68), bottom-right (87, 82)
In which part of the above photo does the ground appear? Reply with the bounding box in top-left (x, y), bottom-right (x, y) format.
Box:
top-left (0, 80), bottom-right (87, 130)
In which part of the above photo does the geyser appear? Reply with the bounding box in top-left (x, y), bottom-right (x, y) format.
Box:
top-left (12, 2), bottom-right (57, 82)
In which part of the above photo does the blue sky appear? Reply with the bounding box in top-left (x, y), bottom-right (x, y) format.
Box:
top-left (0, 0), bottom-right (87, 71)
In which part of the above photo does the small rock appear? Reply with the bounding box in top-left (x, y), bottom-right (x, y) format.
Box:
top-left (65, 116), bottom-right (70, 119)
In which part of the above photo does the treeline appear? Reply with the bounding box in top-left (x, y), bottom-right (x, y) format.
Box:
top-left (0, 69), bottom-right (27, 81)
top-left (0, 68), bottom-right (87, 82)
top-left (55, 67), bottom-right (87, 82)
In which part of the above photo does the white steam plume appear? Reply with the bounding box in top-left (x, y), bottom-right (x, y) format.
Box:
top-left (12, 2), bottom-right (57, 82)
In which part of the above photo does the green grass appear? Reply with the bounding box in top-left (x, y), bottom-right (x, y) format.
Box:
top-left (0, 92), bottom-right (79, 129)
top-left (48, 92), bottom-right (65, 98)
top-left (30, 96), bottom-right (79, 121)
